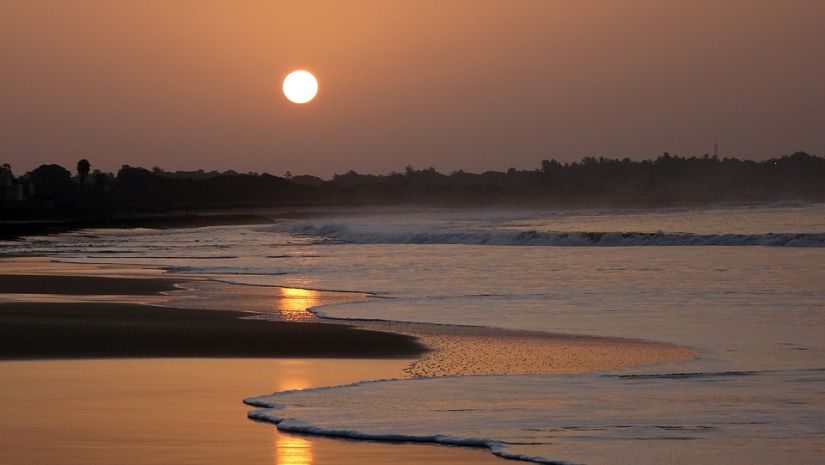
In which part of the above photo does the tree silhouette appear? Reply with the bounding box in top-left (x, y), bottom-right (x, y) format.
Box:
top-left (77, 159), bottom-right (91, 186)
top-left (28, 164), bottom-right (74, 200)
top-left (4, 151), bottom-right (823, 211)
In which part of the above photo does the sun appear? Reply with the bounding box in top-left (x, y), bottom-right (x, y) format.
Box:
top-left (282, 70), bottom-right (318, 104)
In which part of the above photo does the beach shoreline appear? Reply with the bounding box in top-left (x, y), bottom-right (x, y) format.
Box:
top-left (0, 256), bottom-right (696, 373)
top-left (0, 256), bottom-right (511, 464)
top-left (0, 256), bottom-right (698, 465)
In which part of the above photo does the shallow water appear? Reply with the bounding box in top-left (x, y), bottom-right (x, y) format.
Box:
top-left (3, 204), bottom-right (824, 464)
top-left (247, 369), bottom-right (825, 465)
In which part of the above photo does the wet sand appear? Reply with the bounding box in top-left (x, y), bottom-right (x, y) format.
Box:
top-left (359, 320), bottom-right (697, 377)
top-left (0, 257), bottom-right (502, 465)
top-left (163, 275), bottom-right (698, 376)
top-left (0, 259), bottom-right (503, 464)
top-left (0, 358), bottom-right (507, 465)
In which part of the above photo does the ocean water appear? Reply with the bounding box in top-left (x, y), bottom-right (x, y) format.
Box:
top-left (3, 203), bottom-right (825, 464)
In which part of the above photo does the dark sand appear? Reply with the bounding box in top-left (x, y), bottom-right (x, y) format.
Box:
top-left (0, 301), bottom-right (426, 360)
top-left (0, 267), bottom-right (425, 360)
top-left (0, 274), bottom-right (182, 295)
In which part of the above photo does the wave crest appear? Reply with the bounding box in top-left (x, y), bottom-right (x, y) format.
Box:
top-left (278, 223), bottom-right (825, 247)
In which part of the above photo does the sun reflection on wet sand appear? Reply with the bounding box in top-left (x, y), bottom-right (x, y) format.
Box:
top-left (272, 361), bottom-right (314, 465)
top-left (275, 360), bottom-right (311, 392)
top-left (278, 288), bottom-right (320, 320)
top-left (274, 434), bottom-right (313, 465)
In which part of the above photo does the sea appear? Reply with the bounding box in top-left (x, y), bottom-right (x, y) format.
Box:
top-left (3, 203), bottom-right (825, 465)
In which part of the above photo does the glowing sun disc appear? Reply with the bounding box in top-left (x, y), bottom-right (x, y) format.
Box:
top-left (282, 70), bottom-right (318, 104)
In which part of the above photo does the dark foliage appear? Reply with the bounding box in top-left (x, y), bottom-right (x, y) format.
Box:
top-left (76, 159), bottom-right (91, 185)
top-left (2, 152), bottom-right (823, 221)
top-left (27, 164), bottom-right (77, 200)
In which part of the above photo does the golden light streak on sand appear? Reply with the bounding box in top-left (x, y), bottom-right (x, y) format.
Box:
top-left (278, 288), bottom-right (321, 320)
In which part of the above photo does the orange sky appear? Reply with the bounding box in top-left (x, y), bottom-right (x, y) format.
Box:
top-left (2, 0), bottom-right (824, 177)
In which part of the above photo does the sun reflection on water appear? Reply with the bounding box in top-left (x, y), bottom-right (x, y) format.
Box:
top-left (274, 434), bottom-right (313, 465)
top-left (277, 287), bottom-right (320, 321)
top-left (268, 288), bottom-right (343, 464)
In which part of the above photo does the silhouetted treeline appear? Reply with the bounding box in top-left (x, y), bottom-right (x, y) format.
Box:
top-left (2, 152), bottom-right (824, 222)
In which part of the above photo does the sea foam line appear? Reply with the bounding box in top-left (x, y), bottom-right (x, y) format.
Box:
top-left (244, 379), bottom-right (579, 465)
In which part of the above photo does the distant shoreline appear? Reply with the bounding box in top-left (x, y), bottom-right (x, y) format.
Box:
top-left (0, 213), bottom-right (274, 240)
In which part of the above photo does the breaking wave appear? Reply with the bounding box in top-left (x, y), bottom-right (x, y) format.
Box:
top-left (278, 223), bottom-right (825, 247)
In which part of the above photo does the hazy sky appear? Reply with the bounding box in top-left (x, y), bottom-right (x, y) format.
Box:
top-left (2, 0), bottom-right (824, 177)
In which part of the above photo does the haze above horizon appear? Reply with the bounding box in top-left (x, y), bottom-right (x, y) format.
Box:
top-left (2, 0), bottom-right (824, 177)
